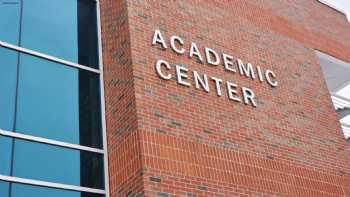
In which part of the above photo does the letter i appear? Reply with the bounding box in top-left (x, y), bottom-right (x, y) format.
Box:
top-left (256, 66), bottom-right (264, 82)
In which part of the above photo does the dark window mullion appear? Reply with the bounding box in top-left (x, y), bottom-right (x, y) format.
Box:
top-left (9, 0), bottom-right (24, 196)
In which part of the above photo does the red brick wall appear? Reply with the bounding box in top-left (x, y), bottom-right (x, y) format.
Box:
top-left (100, 0), bottom-right (143, 196)
top-left (101, 0), bottom-right (350, 196)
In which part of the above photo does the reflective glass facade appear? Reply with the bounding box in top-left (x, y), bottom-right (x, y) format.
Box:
top-left (0, 181), bottom-right (104, 197)
top-left (0, 136), bottom-right (104, 189)
top-left (0, 0), bottom-right (107, 196)
top-left (0, 50), bottom-right (103, 148)
top-left (0, 0), bottom-right (99, 67)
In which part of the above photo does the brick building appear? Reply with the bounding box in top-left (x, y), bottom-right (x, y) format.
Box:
top-left (1, 0), bottom-right (350, 197)
top-left (103, 0), bottom-right (350, 196)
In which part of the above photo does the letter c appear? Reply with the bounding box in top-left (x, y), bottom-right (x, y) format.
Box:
top-left (170, 36), bottom-right (185, 54)
top-left (155, 59), bottom-right (172, 80)
top-left (265, 70), bottom-right (278, 87)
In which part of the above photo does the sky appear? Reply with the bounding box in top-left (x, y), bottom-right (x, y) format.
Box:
top-left (336, 0), bottom-right (350, 99)
top-left (321, 0), bottom-right (350, 21)
top-left (325, 0), bottom-right (350, 97)
top-left (322, 1), bottom-right (350, 124)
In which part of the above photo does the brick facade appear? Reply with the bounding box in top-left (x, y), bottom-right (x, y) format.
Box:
top-left (101, 0), bottom-right (350, 196)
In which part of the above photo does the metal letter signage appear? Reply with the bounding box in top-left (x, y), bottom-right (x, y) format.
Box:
top-left (151, 29), bottom-right (278, 108)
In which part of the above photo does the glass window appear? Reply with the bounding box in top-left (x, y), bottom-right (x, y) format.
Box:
top-left (15, 53), bottom-right (81, 144)
top-left (21, 0), bottom-right (79, 63)
top-left (0, 136), bottom-right (12, 175)
top-left (0, 181), bottom-right (104, 197)
top-left (16, 53), bottom-right (102, 148)
top-left (0, 181), bottom-right (9, 197)
top-left (0, 47), bottom-right (103, 148)
top-left (0, 0), bottom-right (99, 67)
top-left (0, 48), bottom-right (18, 131)
top-left (0, 0), bottom-right (106, 194)
top-left (77, 0), bottom-right (99, 67)
top-left (0, 0), bottom-right (21, 44)
top-left (7, 137), bottom-right (105, 189)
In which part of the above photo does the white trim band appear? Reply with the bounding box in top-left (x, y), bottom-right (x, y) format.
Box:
top-left (0, 41), bottom-right (100, 74)
top-left (0, 129), bottom-right (104, 154)
top-left (96, 0), bottom-right (111, 197)
top-left (331, 93), bottom-right (350, 103)
top-left (0, 175), bottom-right (105, 195)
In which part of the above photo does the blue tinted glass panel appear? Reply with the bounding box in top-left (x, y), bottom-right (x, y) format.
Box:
top-left (11, 183), bottom-right (104, 197)
top-left (19, 0), bottom-right (99, 67)
top-left (0, 136), bottom-right (12, 175)
top-left (12, 139), bottom-right (104, 189)
top-left (15, 53), bottom-right (102, 148)
top-left (16, 53), bottom-right (79, 143)
top-left (21, 0), bottom-right (78, 62)
top-left (0, 47), bottom-right (17, 131)
top-left (0, 181), bottom-right (9, 197)
top-left (0, 0), bottom-right (20, 44)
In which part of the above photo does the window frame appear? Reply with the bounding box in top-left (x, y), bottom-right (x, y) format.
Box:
top-left (0, 0), bottom-right (110, 196)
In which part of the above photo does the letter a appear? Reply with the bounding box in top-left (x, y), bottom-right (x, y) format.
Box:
top-left (152, 29), bottom-right (167, 49)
